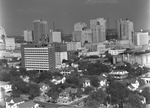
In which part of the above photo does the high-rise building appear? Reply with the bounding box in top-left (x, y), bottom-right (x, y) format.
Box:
top-left (23, 30), bottom-right (33, 42)
top-left (117, 19), bottom-right (134, 44)
top-left (33, 19), bottom-right (48, 43)
top-left (0, 26), bottom-right (6, 43)
top-left (82, 29), bottom-right (92, 45)
top-left (90, 18), bottom-right (106, 43)
top-left (74, 22), bottom-right (87, 31)
top-left (134, 32), bottom-right (149, 46)
top-left (21, 44), bottom-right (55, 71)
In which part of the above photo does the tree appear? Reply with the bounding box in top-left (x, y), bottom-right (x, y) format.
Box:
top-left (83, 87), bottom-right (94, 95)
top-left (90, 76), bottom-right (99, 88)
top-left (127, 93), bottom-right (146, 108)
top-left (87, 89), bottom-right (108, 105)
top-left (65, 75), bottom-right (80, 87)
top-left (28, 83), bottom-right (40, 99)
top-left (141, 87), bottom-right (150, 104)
top-left (106, 81), bottom-right (130, 108)
top-left (86, 62), bottom-right (110, 75)
top-left (0, 72), bottom-right (11, 81)
top-left (37, 71), bottom-right (52, 83)
top-left (11, 77), bottom-right (28, 97)
top-left (47, 86), bottom-right (60, 101)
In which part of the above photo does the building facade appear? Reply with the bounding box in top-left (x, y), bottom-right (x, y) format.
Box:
top-left (74, 22), bottom-right (87, 31)
top-left (5, 38), bottom-right (15, 50)
top-left (21, 44), bottom-right (55, 71)
top-left (66, 42), bottom-right (81, 51)
top-left (90, 18), bottom-right (106, 43)
top-left (117, 19), bottom-right (134, 44)
top-left (55, 52), bottom-right (68, 66)
top-left (134, 32), bottom-right (149, 46)
top-left (113, 53), bottom-right (150, 67)
top-left (50, 31), bottom-right (62, 43)
top-left (23, 30), bottom-right (33, 42)
top-left (33, 19), bottom-right (48, 43)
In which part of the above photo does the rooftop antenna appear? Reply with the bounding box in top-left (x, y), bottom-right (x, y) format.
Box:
top-left (107, 17), bottom-right (110, 29)
top-left (53, 21), bottom-right (55, 31)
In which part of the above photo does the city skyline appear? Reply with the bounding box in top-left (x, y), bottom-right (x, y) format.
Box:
top-left (1, 0), bottom-right (150, 35)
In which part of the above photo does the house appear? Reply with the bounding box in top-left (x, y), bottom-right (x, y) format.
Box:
top-left (20, 75), bottom-right (30, 83)
top-left (5, 97), bottom-right (25, 108)
top-left (97, 75), bottom-right (107, 88)
top-left (60, 66), bottom-right (75, 76)
top-left (57, 87), bottom-right (77, 104)
top-left (0, 81), bottom-right (12, 93)
top-left (128, 78), bottom-right (139, 91)
top-left (51, 76), bottom-right (66, 85)
top-left (80, 78), bottom-right (91, 88)
top-left (140, 72), bottom-right (150, 85)
top-left (17, 100), bottom-right (39, 108)
top-left (33, 95), bottom-right (49, 102)
top-left (38, 83), bottom-right (50, 95)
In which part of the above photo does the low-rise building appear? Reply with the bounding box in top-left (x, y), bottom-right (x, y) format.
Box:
top-left (0, 81), bottom-right (12, 93)
top-left (108, 49), bottom-right (126, 55)
top-left (5, 97), bottom-right (25, 108)
top-left (66, 42), bottom-right (81, 51)
top-left (17, 100), bottom-right (39, 108)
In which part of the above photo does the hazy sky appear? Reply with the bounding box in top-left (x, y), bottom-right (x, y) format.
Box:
top-left (1, 0), bottom-right (150, 35)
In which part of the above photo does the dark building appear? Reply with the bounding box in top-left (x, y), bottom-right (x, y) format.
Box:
top-left (50, 42), bottom-right (67, 52)
top-left (106, 29), bottom-right (118, 40)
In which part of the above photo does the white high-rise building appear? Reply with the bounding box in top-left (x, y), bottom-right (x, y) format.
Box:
top-left (134, 32), bottom-right (149, 46)
top-left (90, 18), bottom-right (106, 43)
top-left (24, 30), bottom-right (33, 42)
top-left (5, 38), bottom-right (15, 50)
top-left (74, 22), bottom-right (87, 31)
top-left (82, 29), bottom-right (92, 45)
top-left (117, 19), bottom-right (134, 44)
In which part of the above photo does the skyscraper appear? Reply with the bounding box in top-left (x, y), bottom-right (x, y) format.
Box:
top-left (90, 18), bottom-right (106, 43)
top-left (33, 19), bottom-right (48, 43)
top-left (117, 19), bottom-right (134, 44)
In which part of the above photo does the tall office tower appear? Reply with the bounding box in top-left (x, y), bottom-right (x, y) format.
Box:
top-left (33, 19), bottom-right (48, 43)
top-left (40, 20), bottom-right (48, 42)
top-left (23, 30), bottom-right (33, 42)
top-left (90, 18), bottom-right (106, 43)
top-left (21, 44), bottom-right (55, 71)
top-left (134, 32), bottom-right (149, 46)
top-left (74, 22), bottom-right (87, 31)
top-left (117, 19), bottom-right (134, 44)
top-left (82, 29), bottom-right (92, 45)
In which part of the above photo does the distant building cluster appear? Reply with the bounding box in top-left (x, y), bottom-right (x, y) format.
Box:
top-left (0, 17), bottom-right (150, 71)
